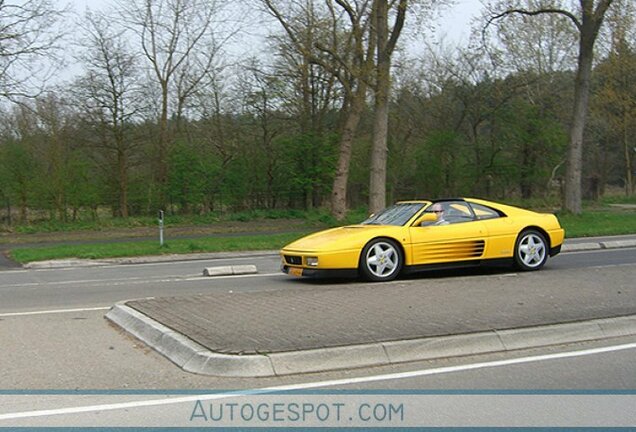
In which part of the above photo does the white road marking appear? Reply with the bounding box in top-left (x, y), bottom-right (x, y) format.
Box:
top-left (0, 307), bottom-right (111, 317)
top-left (0, 272), bottom-right (282, 289)
top-left (1, 341), bottom-right (635, 421)
top-left (0, 269), bottom-right (28, 274)
top-left (0, 276), bottom-right (152, 289)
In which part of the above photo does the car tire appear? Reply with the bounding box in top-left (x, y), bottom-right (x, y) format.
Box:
top-left (359, 238), bottom-right (403, 282)
top-left (514, 229), bottom-right (548, 271)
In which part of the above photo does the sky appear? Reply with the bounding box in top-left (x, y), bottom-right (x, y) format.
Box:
top-left (437, 0), bottom-right (483, 44)
top-left (67, 0), bottom-right (484, 44)
top-left (62, 0), bottom-right (484, 81)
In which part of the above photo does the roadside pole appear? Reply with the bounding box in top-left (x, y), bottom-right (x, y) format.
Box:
top-left (158, 210), bottom-right (164, 246)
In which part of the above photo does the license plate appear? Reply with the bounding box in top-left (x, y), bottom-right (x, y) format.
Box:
top-left (289, 267), bottom-right (303, 277)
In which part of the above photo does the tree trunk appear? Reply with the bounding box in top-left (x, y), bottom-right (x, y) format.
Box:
top-left (520, 144), bottom-right (533, 199)
top-left (624, 109), bottom-right (634, 196)
top-left (491, 0), bottom-right (614, 213)
top-left (331, 85), bottom-right (366, 220)
top-left (564, 36), bottom-right (594, 214)
top-left (369, 77), bottom-right (390, 214)
top-left (118, 147), bottom-right (129, 218)
top-left (158, 81), bottom-right (170, 208)
top-left (5, 198), bottom-right (11, 226)
top-left (563, 0), bottom-right (614, 213)
top-left (19, 191), bottom-right (27, 224)
top-left (369, 0), bottom-right (390, 215)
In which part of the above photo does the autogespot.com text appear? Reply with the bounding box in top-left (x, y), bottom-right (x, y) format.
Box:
top-left (190, 399), bottom-right (404, 425)
top-left (2, 391), bottom-right (636, 428)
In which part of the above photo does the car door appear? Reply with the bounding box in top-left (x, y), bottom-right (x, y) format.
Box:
top-left (468, 202), bottom-right (517, 259)
top-left (408, 201), bottom-right (489, 265)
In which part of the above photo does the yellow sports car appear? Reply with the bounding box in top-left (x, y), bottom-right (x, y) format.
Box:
top-left (281, 198), bottom-right (565, 282)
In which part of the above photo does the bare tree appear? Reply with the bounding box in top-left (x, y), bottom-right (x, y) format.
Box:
top-left (262, 0), bottom-right (376, 219)
top-left (116, 0), bottom-right (226, 206)
top-left (0, 105), bottom-right (38, 222)
top-left (265, 0), bottom-right (450, 215)
top-left (266, 6), bottom-right (340, 208)
top-left (480, 1), bottom-right (578, 198)
top-left (487, 0), bottom-right (578, 77)
top-left (73, 11), bottom-right (144, 217)
top-left (172, 25), bottom-right (233, 134)
top-left (30, 94), bottom-right (74, 221)
top-left (0, 0), bottom-right (68, 100)
top-left (487, 0), bottom-right (615, 214)
top-left (237, 61), bottom-right (286, 208)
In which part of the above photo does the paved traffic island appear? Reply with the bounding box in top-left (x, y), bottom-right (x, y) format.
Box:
top-left (106, 263), bottom-right (636, 377)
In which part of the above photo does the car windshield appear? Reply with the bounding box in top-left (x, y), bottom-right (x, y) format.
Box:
top-left (361, 202), bottom-right (427, 226)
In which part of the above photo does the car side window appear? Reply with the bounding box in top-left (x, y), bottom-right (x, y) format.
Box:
top-left (444, 201), bottom-right (475, 224)
top-left (470, 203), bottom-right (503, 220)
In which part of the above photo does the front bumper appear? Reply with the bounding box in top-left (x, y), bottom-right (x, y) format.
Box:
top-left (281, 265), bottom-right (358, 279)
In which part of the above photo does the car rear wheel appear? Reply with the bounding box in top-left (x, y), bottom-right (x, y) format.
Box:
top-left (359, 238), bottom-right (402, 282)
top-left (514, 229), bottom-right (548, 271)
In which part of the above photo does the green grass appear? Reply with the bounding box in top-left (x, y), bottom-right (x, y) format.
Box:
top-left (599, 194), bottom-right (636, 205)
top-left (9, 232), bottom-right (308, 264)
top-left (558, 210), bottom-right (636, 238)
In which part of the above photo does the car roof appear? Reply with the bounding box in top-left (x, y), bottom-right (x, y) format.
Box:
top-left (395, 200), bottom-right (430, 204)
top-left (396, 198), bottom-right (467, 204)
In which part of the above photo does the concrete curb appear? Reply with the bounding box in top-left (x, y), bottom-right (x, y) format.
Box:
top-left (105, 304), bottom-right (636, 377)
top-left (561, 243), bottom-right (602, 252)
top-left (561, 239), bottom-right (636, 252)
top-left (202, 265), bottom-right (258, 277)
top-left (106, 304), bottom-right (276, 377)
top-left (107, 251), bottom-right (279, 265)
top-left (600, 240), bottom-right (636, 249)
top-left (24, 258), bottom-right (114, 269)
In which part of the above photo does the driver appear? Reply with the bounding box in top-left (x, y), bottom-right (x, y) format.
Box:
top-left (430, 203), bottom-right (449, 225)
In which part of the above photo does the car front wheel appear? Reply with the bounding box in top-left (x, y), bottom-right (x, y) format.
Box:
top-left (514, 229), bottom-right (548, 271)
top-left (359, 238), bottom-right (402, 282)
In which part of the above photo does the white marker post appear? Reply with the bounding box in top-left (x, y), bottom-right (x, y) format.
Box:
top-left (158, 210), bottom-right (164, 246)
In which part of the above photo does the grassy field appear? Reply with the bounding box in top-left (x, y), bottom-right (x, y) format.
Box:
top-left (4, 204), bottom-right (636, 264)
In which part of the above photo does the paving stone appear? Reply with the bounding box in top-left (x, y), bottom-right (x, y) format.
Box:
top-left (125, 265), bottom-right (636, 356)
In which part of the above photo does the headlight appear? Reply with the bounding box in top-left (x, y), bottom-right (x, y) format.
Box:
top-left (305, 257), bottom-right (319, 267)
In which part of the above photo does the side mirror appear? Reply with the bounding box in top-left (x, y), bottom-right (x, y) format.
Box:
top-left (413, 212), bottom-right (437, 226)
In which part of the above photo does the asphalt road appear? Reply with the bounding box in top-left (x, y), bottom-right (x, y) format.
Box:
top-left (1, 246), bottom-right (635, 313)
top-left (0, 243), bottom-right (635, 427)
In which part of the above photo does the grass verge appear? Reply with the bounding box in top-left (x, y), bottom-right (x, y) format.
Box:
top-left (9, 232), bottom-right (308, 264)
top-left (558, 210), bottom-right (636, 237)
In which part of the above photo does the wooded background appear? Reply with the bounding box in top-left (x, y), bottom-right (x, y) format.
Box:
top-left (0, 0), bottom-right (632, 224)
